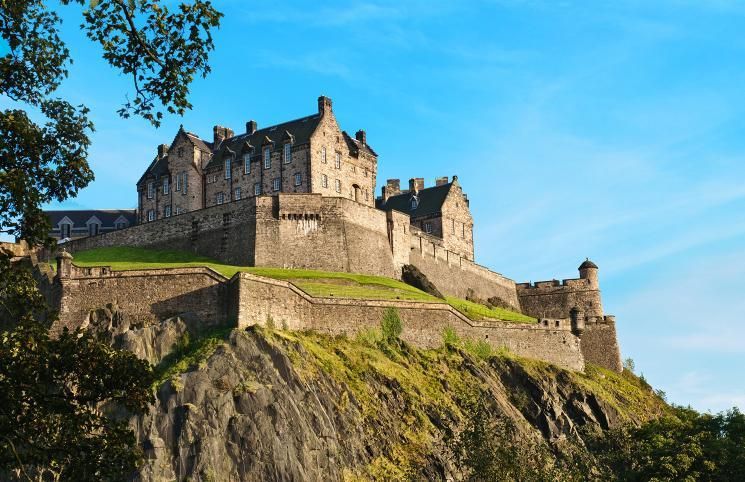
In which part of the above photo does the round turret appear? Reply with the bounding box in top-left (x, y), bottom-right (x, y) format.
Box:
top-left (578, 258), bottom-right (599, 288)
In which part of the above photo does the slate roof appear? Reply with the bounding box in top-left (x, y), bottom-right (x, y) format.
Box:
top-left (342, 131), bottom-right (378, 157)
top-left (377, 183), bottom-right (453, 218)
top-left (205, 114), bottom-right (323, 171)
top-left (45, 209), bottom-right (137, 227)
top-left (579, 259), bottom-right (598, 270)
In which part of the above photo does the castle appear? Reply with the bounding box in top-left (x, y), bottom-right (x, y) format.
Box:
top-left (39, 96), bottom-right (622, 373)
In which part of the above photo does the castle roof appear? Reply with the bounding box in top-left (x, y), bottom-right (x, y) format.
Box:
top-left (579, 259), bottom-right (598, 270)
top-left (205, 114), bottom-right (323, 171)
top-left (377, 182), bottom-right (453, 218)
top-left (44, 209), bottom-right (137, 227)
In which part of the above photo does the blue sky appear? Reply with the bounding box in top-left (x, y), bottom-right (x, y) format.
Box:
top-left (3, 1), bottom-right (744, 412)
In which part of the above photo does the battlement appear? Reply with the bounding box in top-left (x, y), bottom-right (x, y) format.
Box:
top-left (516, 278), bottom-right (591, 290)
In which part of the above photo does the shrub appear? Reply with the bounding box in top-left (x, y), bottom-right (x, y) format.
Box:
top-left (381, 307), bottom-right (403, 343)
top-left (442, 326), bottom-right (459, 347)
top-left (623, 357), bottom-right (635, 373)
top-left (464, 339), bottom-right (493, 361)
top-left (355, 328), bottom-right (382, 347)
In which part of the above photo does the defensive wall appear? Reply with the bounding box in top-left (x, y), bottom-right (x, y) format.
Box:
top-left (61, 193), bottom-right (522, 309)
top-left (54, 255), bottom-right (229, 334)
top-left (48, 253), bottom-right (586, 371)
top-left (516, 278), bottom-right (603, 319)
top-left (409, 227), bottom-right (521, 310)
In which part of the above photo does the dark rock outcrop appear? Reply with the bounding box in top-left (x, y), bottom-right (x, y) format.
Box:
top-left (402, 264), bottom-right (444, 299)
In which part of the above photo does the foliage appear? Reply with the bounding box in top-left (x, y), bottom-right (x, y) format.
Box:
top-left (442, 326), bottom-right (459, 347)
top-left (0, 0), bottom-right (222, 244)
top-left (380, 308), bottom-right (402, 344)
top-left (588, 405), bottom-right (745, 481)
top-left (446, 296), bottom-right (536, 323)
top-left (0, 255), bottom-right (154, 481)
top-left (623, 357), bottom-right (635, 373)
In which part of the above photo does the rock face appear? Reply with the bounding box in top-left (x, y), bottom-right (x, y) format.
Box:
top-left (118, 317), bottom-right (665, 481)
top-left (401, 264), bottom-right (444, 299)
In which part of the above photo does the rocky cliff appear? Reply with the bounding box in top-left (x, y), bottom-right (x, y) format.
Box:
top-left (109, 316), bottom-right (666, 481)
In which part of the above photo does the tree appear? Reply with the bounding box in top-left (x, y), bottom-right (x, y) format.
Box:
top-left (0, 0), bottom-right (222, 479)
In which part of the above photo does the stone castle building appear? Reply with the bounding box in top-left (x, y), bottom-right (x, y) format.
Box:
top-left (43, 96), bottom-right (622, 373)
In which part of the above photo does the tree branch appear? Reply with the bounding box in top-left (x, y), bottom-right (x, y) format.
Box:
top-left (112, 0), bottom-right (165, 68)
top-left (3, 436), bottom-right (33, 482)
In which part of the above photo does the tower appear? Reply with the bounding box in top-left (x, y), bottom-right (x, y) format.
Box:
top-left (578, 258), bottom-right (599, 289)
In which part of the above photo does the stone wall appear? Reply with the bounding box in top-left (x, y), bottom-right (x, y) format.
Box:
top-left (580, 317), bottom-right (622, 372)
top-left (231, 273), bottom-right (585, 371)
top-left (54, 264), bottom-right (229, 334)
top-left (408, 232), bottom-right (521, 310)
top-left (516, 278), bottom-right (603, 319)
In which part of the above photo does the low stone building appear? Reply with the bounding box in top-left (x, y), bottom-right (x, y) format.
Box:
top-left (44, 209), bottom-right (136, 241)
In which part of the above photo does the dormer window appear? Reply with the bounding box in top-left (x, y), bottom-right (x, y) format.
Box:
top-left (224, 158), bottom-right (232, 179)
top-left (263, 147), bottom-right (271, 169)
top-left (283, 143), bottom-right (292, 164)
top-left (88, 223), bottom-right (100, 236)
top-left (410, 195), bottom-right (419, 210)
top-left (60, 223), bottom-right (71, 239)
top-left (244, 153), bottom-right (251, 174)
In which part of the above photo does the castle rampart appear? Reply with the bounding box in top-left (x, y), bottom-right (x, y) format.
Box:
top-left (53, 257), bottom-right (229, 334)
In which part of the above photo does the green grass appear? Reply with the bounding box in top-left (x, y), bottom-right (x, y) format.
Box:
top-left (71, 247), bottom-right (437, 302)
top-left (152, 326), bottom-right (233, 389)
top-left (446, 296), bottom-right (536, 323)
top-left (71, 247), bottom-right (534, 321)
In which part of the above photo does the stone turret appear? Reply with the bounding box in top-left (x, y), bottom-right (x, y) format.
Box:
top-left (56, 250), bottom-right (73, 279)
top-left (578, 258), bottom-right (599, 289)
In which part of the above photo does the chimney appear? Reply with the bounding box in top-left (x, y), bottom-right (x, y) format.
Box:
top-left (246, 120), bottom-right (257, 135)
top-left (157, 144), bottom-right (169, 159)
top-left (318, 95), bottom-right (333, 115)
top-left (355, 129), bottom-right (366, 145)
top-left (224, 127), bottom-right (234, 140)
top-left (435, 176), bottom-right (449, 186)
top-left (213, 125), bottom-right (226, 145)
top-left (408, 178), bottom-right (424, 193)
top-left (382, 179), bottom-right (401, 202)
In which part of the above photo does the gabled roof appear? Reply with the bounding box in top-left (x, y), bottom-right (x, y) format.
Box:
top-left (378, 183), bottom-right (453, 218)
top-left (342, 131), bottom-right (377, 157)
top-left (205, 114), bottom-right (323, 171)
top-left (45, 210), bottom-right (137, 228)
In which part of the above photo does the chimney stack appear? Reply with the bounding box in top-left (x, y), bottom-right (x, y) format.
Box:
top-left (157, 144), bottom-right (169, 159)
top-left (408, 178), bottom-right (424, 193)
top-left (355, 129), bottom-right (367, 145)
top-left (382, 179), bottom-right (401, 202)
top-left (435, 176), bottom-right (449, 186)
top-left (246, 120), bottom-right (257, 135)
top-left (213, 125), bottom-right (226, 145)
top-left (318, 95), bottom-right (333, 115)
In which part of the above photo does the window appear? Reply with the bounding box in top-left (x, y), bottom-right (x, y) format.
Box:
top-left (147, 181), bottom-right (154, 199)
top-left (284, 143), bottom-right (292, 164)
top-left (60, 224), bottom-right (71, 239)
top-left (175, 207), bottom-right (182, 215)
top-left (365, 189), bottom-right (369, 201)
top-left (216, 192), bottom-right (224, 205)
top-left (225, 158), bottom-right (232, 179)
top-left (364, 168), bottom-right (368, 177)
top-left (321, 146), bottom-right (327, 163)
top-left (351, 165), bottom-right (356, 173)
top-left (88, 223), bottom-right (100, 236)
top-left (335, 179), bottom-right (341, 193)
top-left (425, 222), bottom-right (432, 234)
top-left (335, 152), bottom-right (341, 169)
top-left (235, 187), bottom-right (241, 200)
top-left (115, 222), bottom-right (126, 230)
top-left (263, 147), bottom-right (271, 169)
top-left (462, 224), bottom-right (465, 238)
top-left (451, 219), bottom-right (455, 234)
top-left (321, 174), bottom-right (328, 188)
top-left (410, 196), bottom-right (419, 210)
top-left (175, 173), bottom-right (181, 191)
top-left (165, 205), bottom-right (172, 217)
top-left (273, 178), bottom-right (281, 192)
top-left (182, 173), bottom-right (188, 194)
top-left (254, 183), bottom-right (261, 196)
top-left (147, 210), bottom-right (155, 222)
top-left (163, 177), bottom-right (170, 194)
top-left (244, 153), bottom-right (251, 174)
top-left (294, 173), bottom-right (302, 186)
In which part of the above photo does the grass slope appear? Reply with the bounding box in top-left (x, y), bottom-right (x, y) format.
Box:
top-left (71, 246), bottom-right (534, 321)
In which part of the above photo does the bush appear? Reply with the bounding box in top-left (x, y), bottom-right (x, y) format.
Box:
top-left (381, 307), bottom-right (403, 343)
top-left (442, 326), bottom-right (459, 347)
top-left (464, 339), bottom-right (493, 361)
top-left (623, 357), bottom-right (635, 373)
